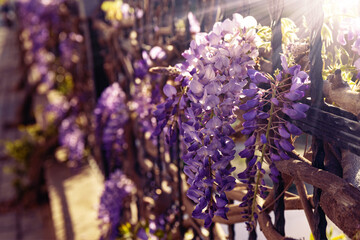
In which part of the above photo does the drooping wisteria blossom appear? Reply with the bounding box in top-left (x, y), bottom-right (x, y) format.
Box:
top-left (44, 90), bottom-right (70, 122)
top-left (98, 170), bottom-right (134, 240)
top-left (94, 82), bottom-right (129, 163)
top-left (58, 115), bottom-right (85, 163)
top-left (237, 55), bottom-right (310, 230)
top-left (131, 81), bottom-right (159, 138)
top-left (16, 0), bottom-right (82, 91)
top-left (154, 13), bottom-right (262, 227)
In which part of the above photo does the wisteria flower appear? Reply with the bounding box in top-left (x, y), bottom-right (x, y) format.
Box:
top-left (98, 170), bottom-right (134, 240)
top-left (237, 57), bottom-right (309, 230)
top-left (58, 115), bottom-right (85, 164)
top-left (154, 13), bottom-right (261, 227)
top-left (94, 83), bottom-right (129, 163)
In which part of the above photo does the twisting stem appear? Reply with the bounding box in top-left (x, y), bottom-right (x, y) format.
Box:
top-left (250, 88), bottom-right (276, 225)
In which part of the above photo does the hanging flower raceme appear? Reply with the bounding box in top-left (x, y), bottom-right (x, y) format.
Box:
top-left (58, 115), bottom-right (85, 163)
top-left (237, 55), bottom-right (310, 230)
top-left (154, 13), bottom-right (261, 227)
top-left (98, 170), bottom-right (134, 240)
top-left (131, 56), bottom-right (162, 139)
top-left (94, 83), bottom-right (129, 163)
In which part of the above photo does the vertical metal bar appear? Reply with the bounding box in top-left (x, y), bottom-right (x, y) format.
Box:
top-left (175, 126), bottom-right (185, 238)
top-left (307, 0), bottom-right (327, 238)
top-left (269, 0), bottom-right (284, 73)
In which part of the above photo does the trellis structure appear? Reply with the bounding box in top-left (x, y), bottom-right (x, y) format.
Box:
top-left (88, 0), bottom-right (360, 239)
top-left (7, 0), bottom-right (360, 239)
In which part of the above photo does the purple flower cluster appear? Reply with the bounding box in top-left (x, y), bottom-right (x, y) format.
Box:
top-left (238, 56), bottom-right (309, 230)
top-left (135, 214), bottom-right (169, 240)
top-left (94, 83), bottom-right (129, 162)
top-left (16, 0), bottom-right (58, 89)
top-left (44, 91), bottom-right (70, 122)
top-left (333, 15), bottom-right (360, 78)
top-left (154, 14), bottom-right (261, 227)
top-left (131, 80), bottom-right (159, 138)
top-left (58, 115), bottom-right (85, 163)
top-left (131, 51), bottom-right (163, 138)
top-left (98, 170), bottom-right (134, 240)
top-left (16, 0), bottom-right (81, 90)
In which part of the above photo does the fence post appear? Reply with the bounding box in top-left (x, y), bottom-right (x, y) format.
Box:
top-left (307, 0), bottom-right (327, 239)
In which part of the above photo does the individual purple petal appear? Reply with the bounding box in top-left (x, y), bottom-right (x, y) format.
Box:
top-left (288, 65), bottom-right (301, 76)
top-left (278, 125), bottom-right (290, 139)
top-left (248, 157), bottom-right (257, 167)
top-left (260, 134), bottom-right (267, 144)
top-left (239, 148), bottom-right (254, 159)
top-left (243, 109), bottom-right (257, 121)
top-left (239, 103), bottom-right (250, 111)
top-left (282, 107), bottom-right (306, 120)
top-left (284, 90), bottom-right (304, 101)
top-left (293, 71), bottom-right (309, 83)
top-left (188, 142), bottom-right (200, 151)
top-left (274, 139), bottom-right (280, 149)
top-left (222, 124), bottom-right (235, 135)
top-left (271, 98), bottom-right (279, 106)
top-left (241, 128), bottom-right (256, 135)
top-left (247, 69), bottom-right (256, 79)
top-left (244, 134), bottom-right (256, 147)
top-left (204, 95), bottom-right (220, 110)
top-left (292, 103), bottom-right (310, 113)
top-left (248, 69), bottom-right (269, 84)
top-left (204, 65), bottom-right (216, 81)
top-left (278, 150), bottom-right (290, 160)
top-left (238, 170), bottom-right (248, 179)
top-left (257, 112), bottom-right (270, 119)
top-left (215, 207), bottom-right (229, 219)
top-left (240, 98), bottom-right (259, 111)
top-left (243, 120), bottom-right (257, 128)
top-left (221, 18), bottom-right (235, 33)
top-left (187, 189), bottom-right (203, 203)
top-left (247, 98), bottom-right (259, 108)
top-left (243, 89), bottom-right (258, 97)
top-left (279, 139), bottom-right (295, 152)
top-left (215, 194), bottom-right (228, 208)
top-left (163, 84), bottom-right (177, 98)
top-left (270, 164), bottom-right (279, 177)
top-left (285, 122), bottom-right (302, 135)
top-left (204, 215), bottom-right (212, 228)
top-left (150, 46), bottom-right (166, 60)
top-left (206, 116), bottom-right (222, 129)
top-left (281, 55), bottom-right (288, 73)
top-left (205, 81), bottom-right (221, 95)
top-left (254, 71), bottom-right (269, 84)
top-left (189, 79), bottom-right (204, 95)
top-left (270, 152), bottom-right (281, 161)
